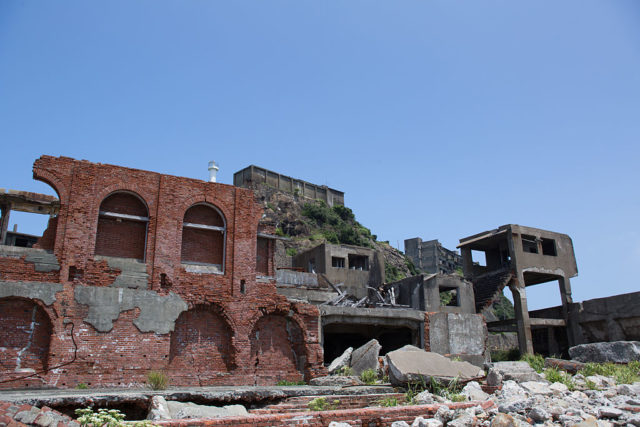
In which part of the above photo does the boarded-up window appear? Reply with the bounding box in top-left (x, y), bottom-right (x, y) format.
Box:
top-left (95, 192), bottom-right (148, 260)
top-left (181, 204), bottom-right (225, 270)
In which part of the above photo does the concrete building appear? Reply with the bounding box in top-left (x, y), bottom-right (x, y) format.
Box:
top-left (0, 156), bottom-right (325, 389)
top-left (458, 224), bottom-right (578, 355)
top-left (292, 243), bottom-right (385, 299)
top-left (404, 238), bottom-right (462, 275)
top-left (234, 165), bottom-right (344, 207)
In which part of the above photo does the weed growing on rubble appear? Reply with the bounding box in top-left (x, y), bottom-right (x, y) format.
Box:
top-left (520, 353), bottom-right (545, 373)
top-left (146, 371), bottom-right (169, 390)
top-left (307, 397), bottom-right (340, 411)
top-left (76, 383), bottom-right (88, 389)
top-left (582, 361), bottom-right (640, 384)
top-left (360, 369), bottom-right (378, 385)
top-left (543, 367), bottom-right (575, 390)
top-left (336, 366), bottom-right (354, 376)
top-left (276, 380), bottom-right (306, 386)
top-left (376, 396), bottom-right (399, 407)
top-left (75, 408), bottom-right (156, 427)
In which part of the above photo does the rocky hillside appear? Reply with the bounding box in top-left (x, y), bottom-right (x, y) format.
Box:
top-left (252, 184), bottom-right (417, 281)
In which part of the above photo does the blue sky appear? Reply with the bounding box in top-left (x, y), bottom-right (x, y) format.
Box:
top-left (1, 1), bottom-right (639, 310)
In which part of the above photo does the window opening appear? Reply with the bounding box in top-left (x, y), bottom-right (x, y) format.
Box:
top-left (439, 286), bottom-right (460, 307)
top-left (181, 204), bottom-right (226, 272)
top-left (471, 250), bottom-right (487, 267)
top-left (541, 238), bottom-right (557, 256)
top-left (522, 235), bottom-right (539, 254)
top-left (348, 254), bottom-right (369, 271)
top-left (256, 237), bottom-right (269, 275)
top-left (331, 257), bottom-right (345, 268)
top-left (95, 192), bottom-right (148, 260)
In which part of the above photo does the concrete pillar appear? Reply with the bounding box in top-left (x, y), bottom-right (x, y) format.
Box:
top-left (461, 247), bottom-right (473, 278)
top-left (509, 278), bottom-right (534, 355)
top-left (558, 277), bottom-right (581, 347)
top-left (0, 203), bottom-right (10, 245)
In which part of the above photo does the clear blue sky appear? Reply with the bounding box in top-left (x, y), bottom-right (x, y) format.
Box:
top-left (1, 1), bottom-right (639, 310)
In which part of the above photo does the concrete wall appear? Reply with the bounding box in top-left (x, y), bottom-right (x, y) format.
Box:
top-left (0, 156), bottom-right (326, 389)
top-left (384, 274), bottom-right (476, 314)
top-left (234, 165), bottom-right (345, 207)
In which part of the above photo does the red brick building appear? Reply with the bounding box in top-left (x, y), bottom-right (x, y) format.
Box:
top-left (0, 156), bottom-right (325, 389)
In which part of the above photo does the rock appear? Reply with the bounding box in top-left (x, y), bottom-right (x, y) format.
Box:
top-left (448, 414), bottom-right (476, 427)
top-left (386, 347), bottom-right (483, 386)
top-left (165, 401), bottom-right (248, 419)
top-left (350, 339), bottom-right (382, 376)
top-left (490, 413), bottom-right (518, 427)
top-left (461, 381), bottom-right (489, 401)
top-left (527, 407), bottom-right (549, 423)
top-left (328, 422), bottom-right (352, 427)
top-left (309, 375), bottom-right (364, 386)
top-left (616, 384), bottom-right (636, 396)
top-left (597, 407), bottom-right (622, 419)
top-left (499, 381), bottom-right (527, 400)
top-left (627, 414), bottom-right (640, 427)
top-left (147, 396), bottom-right (172, 420)
top-left (413, 390), bottom-right (436, 404)
top-left (434, 406), bottom-right (454, 423)
top-left (412, 417), bottom-right (443, 427)
top-left (549, 382), bottom-right (569, 394)
top-left (490, 361), bottom-right (545, 383)
top-left (486, 368), bottom-right (503, 387)
top-left (521, 381), bottom-right (553, 396)
top-left (544, 358), bottom-right (586, 374)
top-left (573, 416), bottom-right (599, 427)
top-left (569, 341), bottom-right (640, 364)
top-left (328, 347), bottom-right (353, 375)
top-left (586, 375), bottom-right (616, 389)
top-left (391, 422), bottom-right (411, 427)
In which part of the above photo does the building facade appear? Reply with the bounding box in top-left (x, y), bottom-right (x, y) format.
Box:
top-left (404, 238), bottom-right (462, 275)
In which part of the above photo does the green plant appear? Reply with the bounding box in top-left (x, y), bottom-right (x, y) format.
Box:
top-left (285, 248), bottom-right (297, 257)
top-left (360, 368), bottom-right (378, 385)
top-left (336, 366), bottom-right (354, 376)
top-left (491, 347), bottom-right (520, 362)
top-left (581, 361), bottom-right (640, 384)
top-left (585, 379), bottom-right (599, 390)
top-left (448, 393), bottom-right (466, 402)
top-left (276, 380), bottom-right (306, 386)
top-left (543, 367), bottom-right (575, 390)
top-left (307, 397), bottom-right (339, 411)
top-left (76, 408), bottom-right (125, 427)
top-left (266, 202), bottom-right (276, 211)
top-left (404, 377), bottom-right (429, 403)
top-left (275, 227), bottom-right (287, 237)
top-left (146, 370), bottom-right (169, 390)
top-left (520, 353), bottom-right (545, 373)
top-left (76, 383), bottom-right (88, 390)
top-left (377, 396), bottom-right (399, 407)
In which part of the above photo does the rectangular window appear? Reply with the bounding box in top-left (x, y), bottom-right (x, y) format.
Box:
top-left (439, 286), bottom-right (460, 307)
top-left (331, 257), bottom-right (345, 268)
top-left (348, 254), bottom-right (369, 271)
top-left (522, 235), bottom-right (538, 254)
top-left (541, 238), bottom-right (557, 256)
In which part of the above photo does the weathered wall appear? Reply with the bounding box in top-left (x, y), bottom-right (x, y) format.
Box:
top-left (0, 156), bottom-right (325, 389)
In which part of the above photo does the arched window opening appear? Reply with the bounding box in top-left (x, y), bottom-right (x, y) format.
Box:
top-left (181, 204), bottom-right (225, 273)
top-left (95, 192), bottom-right (149, 260)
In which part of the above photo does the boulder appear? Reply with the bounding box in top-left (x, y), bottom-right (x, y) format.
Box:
top-left (163, 401), bottom-right (247, 419)
top-left (386, 347), bottom-right (483, 386)
top-left (412, 416), bottom-right (443, 427)
top-left (569, 341), bottom-right (640, 364)
top-left (490, 413), bottom-right (518, 427)
top-left (350, 339), bottom-right (382, 376)
top-left (490, 361), bottom-right (545, 383)
top-left (309, 375), bottom-right (364, 386)
top-left (328, 347), bottom-right (353, 375)
top-left (147, 396), bottom-right (172, 420)
top-left (461, 381), bottom-right (489, 401)
top-left (520, 381), bottom-right (553, 396)
top-left (413, 390), bottom-right (436, 404)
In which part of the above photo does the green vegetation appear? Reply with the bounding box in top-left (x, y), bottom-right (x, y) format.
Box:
top-left (76, 383), bottom-right (88, 390)
top-left (285, 247), bottom-right (297, 257)
top-left (490, 347), bottom-right (520, 362)
top-left (520, 353), bottom-right (545, 373)
top-left (307, 397), bottom-right (340, 411)
top-left (385, 262), bottom-right (404, 282)
top-left (543, 367), bottom-right (575, 390)
top-left (336, 366), bottom-right (354, 376)
top-left (301, 201), bottom-right (373, 247)
top-left (266, 202), bottom-right (276, 211)
top-left (276, 379), bottom-right (306, 386)
top-left (360, 368), bottom-right (378, 385)
top-left (75, 408), bottom-right (155, 427)
top-left (454, 267), bottom-right (464, 277)
top-left (146, 370), bottom-right (169, 390)
top-left (376, 396), bottom-right (399, 407)
top-left (492, 293), bottom-right (515, 320)
top-left (439, 290), bottom-right (455, 306)
top-left (581, 361), bottom-right (640, 384)
top-left (405, 376), bottom-right (464, 404)
top-left (275, 227), bottom-right (287, 237)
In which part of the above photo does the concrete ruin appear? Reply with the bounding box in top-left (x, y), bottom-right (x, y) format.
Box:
top-left (458, 224), bottom-right (579, 355)
top-left (404, 238), bottom-right (463, 275)
top-left (0, 156), bottom-right (325, 389)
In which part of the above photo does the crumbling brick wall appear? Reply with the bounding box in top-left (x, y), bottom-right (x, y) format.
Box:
top-left (0, 156), bottom-right (326, 389)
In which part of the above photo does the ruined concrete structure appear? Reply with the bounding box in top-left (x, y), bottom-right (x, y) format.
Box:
top-left (0, 156), bottom-right (325, 389)
top-left (404, 238), bottom-right (463, 275)
top-left (458, 224), bottom-right (579, 355)
top-left (234, 165), bottom-right (344, 207)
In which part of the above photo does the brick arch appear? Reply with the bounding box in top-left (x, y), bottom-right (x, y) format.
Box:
top-left (169, 304), bottom-right (234, 372)
top-left (33, 169), bottom-right (65, 204)
top-left (181, 203), bottom-right (226, 269)
top-left (249, 313), bottom-right (306, 385)
top-left (0, 297), bottom-right (53, 374)
top-left (95, 191), bottom-right (149, 260)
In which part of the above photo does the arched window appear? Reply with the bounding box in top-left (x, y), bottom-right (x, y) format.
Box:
top-left (95, 192), bottom-right (149, 260)
top-left (181, 204), bottom-right (225, 272)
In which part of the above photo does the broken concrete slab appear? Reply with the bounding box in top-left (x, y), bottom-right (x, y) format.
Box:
top-left (569, 341), bottom-right (640, 364)
top-left (328, 347), bottom-right (353, 375)
top-left (0, 280), bottom-right (63, 306)
top-left (149, 400), bottom-right (248, 420)
top-left (386, 347), bottom-right (483, 386)
top-left (490, 361), bottom-right (545, 383)
top-left (309, 376), bottom-right (364, 387)
top-left (461, 381), bottom-right (489, 401)
top-left (350, 339), bottom-right (381, 376)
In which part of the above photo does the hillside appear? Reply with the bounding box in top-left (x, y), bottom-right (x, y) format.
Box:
top-left (252, 184), bottom-right (417, 281)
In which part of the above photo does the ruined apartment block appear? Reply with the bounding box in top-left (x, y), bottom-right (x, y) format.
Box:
top-left (404, 238), bottom-right (463, 275)
top-left (0, 156), bottom-right (325, 389)
top-left (234, 165), bottom-right (344, 207)
top-left (458, 224), bottom-right (579, 355)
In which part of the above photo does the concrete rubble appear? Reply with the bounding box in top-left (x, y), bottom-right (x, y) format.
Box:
top-left (569, 341), bottom-right (640, 364)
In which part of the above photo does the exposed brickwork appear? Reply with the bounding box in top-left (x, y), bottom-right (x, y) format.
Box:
top-left (0, 400), bottom-right (76, 427)
top-left (0, 156), bottom-right (325, 389)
